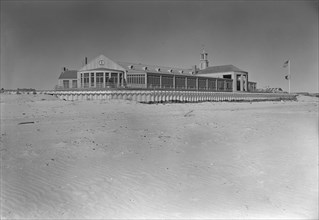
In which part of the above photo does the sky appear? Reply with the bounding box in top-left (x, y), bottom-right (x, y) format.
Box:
top-left (1, 0), bottom-right (318, 92)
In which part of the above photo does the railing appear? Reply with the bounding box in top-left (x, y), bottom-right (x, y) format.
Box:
top-left (45, 90), bottom-right (297, 103)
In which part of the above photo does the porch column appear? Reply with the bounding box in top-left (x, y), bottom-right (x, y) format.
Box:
top-left (94, 72), bottom-right (96, 88)
top-left (206, 79), bottom-right (208, 90)
top-left (232, 73), bottom-right (237, 92)
top-left (196, 77), bottom-right (198, 90)
top-left (117, 73), bottom-right (120, 87)
top-left (245, 74), bottom-right (248, 92)
top-left (173, 75), bottom-right (176, 89)
top-left (121, 73), bottom-right (124, 87)
top-left (77, 73), bottom-right (80, 89)
top-left (89, 72), bottom-right (91, 88)
top-left (103, 72), bottom-right (106, 88)
top-left (109, 72), bottom-right (111, 86)
top-left (185, 77), bottom-right (187, 89)
top-left (240, 74), bottom-right (244, 91)
top-left (216, 79), bottom-right (218, 91)
top-left (160, 75), bottom-right (162, 89)
top-left (145, 73), bottom-right (148, 88)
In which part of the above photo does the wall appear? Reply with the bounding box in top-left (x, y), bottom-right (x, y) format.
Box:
top-left (58, 79), bottom-right (78, 89)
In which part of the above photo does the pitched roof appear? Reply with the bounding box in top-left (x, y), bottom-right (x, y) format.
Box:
top-left (117, 61), bottom-right (193, 75)
top-left (59, 55), bottom-right (247, 80)
top-left (79, 55), bottom-right (125, 72)
top-left (58, 70), bottom-right (77, 79)
top-left (197, 65), bottom-right (247, 74)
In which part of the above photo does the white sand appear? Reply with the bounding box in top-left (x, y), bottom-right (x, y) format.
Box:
top-left (1, 94), bottom-right (318, 219)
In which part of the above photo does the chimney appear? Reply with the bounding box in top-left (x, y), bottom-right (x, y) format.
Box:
top-left (63, 67), bottom-right (66, 71)
top-left (85, 57), bottom-right (88, 65)
top-left (192, 65), bottom-right (197, 75)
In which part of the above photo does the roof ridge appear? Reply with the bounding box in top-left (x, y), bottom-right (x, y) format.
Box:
top-left (197, 64), bottom-right (247, 74)
top-left (117, 61), bottom-right (191, 70)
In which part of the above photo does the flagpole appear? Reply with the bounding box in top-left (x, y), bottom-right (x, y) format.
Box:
top-left (288, 60), bottom-right (291, 94)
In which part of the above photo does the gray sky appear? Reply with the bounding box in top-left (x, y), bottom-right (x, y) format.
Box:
top-left (1, 0), bottom-right (318, 92)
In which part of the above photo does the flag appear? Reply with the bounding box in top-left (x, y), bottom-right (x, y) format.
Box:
top-left (283, 60), bottom-right (289, 68)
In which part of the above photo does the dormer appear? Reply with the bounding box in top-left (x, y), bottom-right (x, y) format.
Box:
top-left (179, 70), bottom-right (184, 74)
top-left (168, 69), bottom-right (173, 73)
top-left (156, 68), bottom-right (161, 72)
top-left (143, 66), bottom-right (148, 71)
top-left (128, 65), bottom-right (133, 69)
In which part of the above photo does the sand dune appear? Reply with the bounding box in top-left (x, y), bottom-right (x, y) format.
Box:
top-left (1, 94), bottom-right (318, 219)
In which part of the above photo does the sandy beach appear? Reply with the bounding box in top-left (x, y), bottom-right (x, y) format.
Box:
top-left (1, 94), bottom-right (318, 219)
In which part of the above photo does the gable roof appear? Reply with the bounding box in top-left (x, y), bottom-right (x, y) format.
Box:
top-left (117, 61), bottom-right (193, 75)
top-left (66, 54), bottom-right (247, 78)
top-left (58, 70), bottom-right (77, 79)
top-left (79, 55), bottom-right (125, 72)
top-left (198, 65), bottom-right (247, 74)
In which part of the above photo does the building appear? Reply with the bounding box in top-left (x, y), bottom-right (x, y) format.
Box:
top-left (197, 65), bottom-right (249, 92)
top-left (58, 68), bottom-right (78, 89)
top-left (57, 50), bottom-right (257, 92)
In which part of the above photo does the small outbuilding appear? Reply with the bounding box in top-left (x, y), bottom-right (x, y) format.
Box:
top-left (58, 69), bottom-right (78, 89)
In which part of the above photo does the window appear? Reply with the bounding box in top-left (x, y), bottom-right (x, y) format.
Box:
top-left (111, 73), bottom-right (118, 84)
top-left (63, 80), bottom-right (69, 89)
top-left (226, 81), bottom-right (232, 90)
top-left (208, 79), bottom-right (216, 90)
top-left (84, 73), bottom-right (89, 88)
top-left (175, 77), bottom-right (185, 89)
top-left (198, 78), bottom-right (207, 90)
top-left (136, 74), bottom-right (145, 84)
top-left (126, 74), bottom-right (145, 88)
top-left (162, 75), bottom-right (173, 88)
top-left (96, 72), bottom-right (103, 88)
top-left (187, 77), bottom-right (196, 89)
top-left (218, 80), bottom-right (224, 90)
top-left (147, 74), bottom-right (160, 88)
top-left (91, 73), bottom-right (95, 87)
top-left (72, 80), bottom-right (77, 88)
top-left (105, 73), bottom-right (110, 84)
